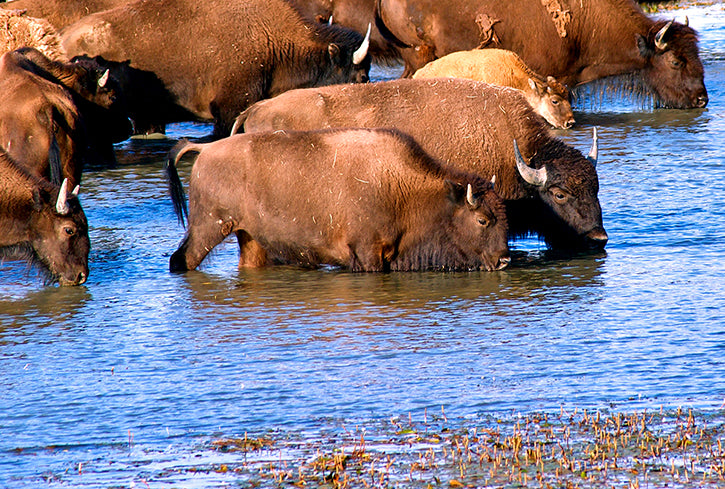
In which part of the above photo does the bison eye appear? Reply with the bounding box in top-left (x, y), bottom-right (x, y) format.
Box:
top-left (64, 227), bottom-right (76, 236)
top-left (550, 187), bottom-right (569, 204)
top-left (477, 217), bottom-right (491, 228)
top-left (671, 58), bottom-right (684, 69)
top-left (551, 98), bottom-right (560, 105)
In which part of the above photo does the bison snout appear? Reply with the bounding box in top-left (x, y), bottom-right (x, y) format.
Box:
top-left (696, 93), bottom-right (709, 108)
top-left (496, 255), bottom-right (511, 270)
top-left (59, 269), bottom-right (88, 286)
top-left (585, 228), bottom-right (608, 249)
top-left (564, 118), bottom-right (575, 129)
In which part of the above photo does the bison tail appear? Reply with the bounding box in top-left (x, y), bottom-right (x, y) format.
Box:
top-left (165, 139), bottom-right (202, 228)
top-left (374, 0), bottom-right (412, 49)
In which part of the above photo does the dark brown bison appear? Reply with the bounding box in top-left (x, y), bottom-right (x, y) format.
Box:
top-left (0, 48), bottom-right (130, 187)
top-left (0, 0), bottom-right (127, 31)
top-left (290, 0), bottom-right (399, 63)
top-left (0, 148), bottom-right (90, 286)
top-left (61, 0), bottom-right (372, 137)
top-left (165, 129), bottom-right (510, 273)
top-left (233, 78), bottom-right (607, 251)
top-left (375, 0), bottom-right (707, 109)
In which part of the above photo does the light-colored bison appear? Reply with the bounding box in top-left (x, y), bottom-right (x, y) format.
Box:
top-left (166, 128), bottom-right (510, 273)
top-left (413, 49), bottom-right (574, 129)
top-left (0, 9), bottom-right (65, 59)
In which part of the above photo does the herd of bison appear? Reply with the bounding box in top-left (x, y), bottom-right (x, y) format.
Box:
top-left (0, 0), bottom-right (708, 286)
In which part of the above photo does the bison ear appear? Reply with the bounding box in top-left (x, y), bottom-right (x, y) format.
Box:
top-left (445, 179), bottom-right (466, 204)
top-left (328, 43), bottom-right (342, 64)
top-left (528, 78), bottom-right (541, 95)
top-left (32, 187), bottom-right (51, 211)
top-left (636, 33), bottom-right (654, 58)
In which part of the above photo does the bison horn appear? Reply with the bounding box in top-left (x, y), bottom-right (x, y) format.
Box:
top-left (684, 16), bottom-right (689, 27)
top-left (98, 69), bottom-right (109, 88)
top-left (514, 140), bottom-right (547, 187)
top-left (328, 15), bottom-right (334, 25)
top-left (466, 183), bottom-right (477, 206)
top-left (353, 23), bottom-right (371, 65)
top-left (654, 20), bottom-right (674, 51)
top-left (56, 178), bottom-right (70, 215)
top-left (587, 127), bottom-right (598, 168)
top-left (490, 175), bottom-right (497, 188)
top-left (72, 185), bottom-right (80, 197)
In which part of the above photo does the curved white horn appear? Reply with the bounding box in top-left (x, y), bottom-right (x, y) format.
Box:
top-left (587, 127), bottom-right (598, 168)
top-left (328, 15), bottom-right (333, 25)
top-left (514, 140), bottom-right (547, 187)
top-left (56, 178), bottom-right (70, 215)
top-left (353, 23), bottom-right (371, 65)
top-left (72, 185), bottom-right (80, 196)
top-left (490, 175), bottom-right (497, 188)
top-left (654, 20), bottom-right (674, 50)
top-left (466, 183), bottom-right (476, 206)
top-left (98, 69), bottom-right (109, 88)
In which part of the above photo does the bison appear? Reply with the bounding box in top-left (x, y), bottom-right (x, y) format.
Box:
top-left (375, 0), bottom-right (708, 109)
top-left (0, 0), bottom-right (127, 31)
top-left (413, 48), bottom-right (575, 129)
top-left (61, 0), bottom-right (372, 137)
top-left (0, 47), bottom-right (130, 187)
top-left (0, 148), bottom-right (90, 286)
top-left (165, 129), bottom-right (510, 273)
top-left (232, 78), bottom-right (606, 251)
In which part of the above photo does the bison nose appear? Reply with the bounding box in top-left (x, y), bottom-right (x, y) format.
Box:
top-left (586, 228), bottom-right (608, 249)
top-left (564, 118), bottom-right (575, 129)
top-left (496, 254), bottom-right (511, 270)
top-left (77, 271), bottom-right (88, 285)
top-left (697, 93), bottom-right (708, 108)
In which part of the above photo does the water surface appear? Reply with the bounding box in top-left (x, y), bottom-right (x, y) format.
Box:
top-left (1, 3), bottom-right (725, 487)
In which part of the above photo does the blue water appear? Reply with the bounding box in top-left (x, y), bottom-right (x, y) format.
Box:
top-left (1, 3), bottom-right (724, 487)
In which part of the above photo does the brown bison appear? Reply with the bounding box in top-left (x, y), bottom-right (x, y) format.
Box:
top-left (232, 78), bottom-right (606, 251)
top-left (0, 148), bottom-right (90, 286)
top-left (0, 47), bottom-right (130, 187)
top-left (0, 0), bottom-right (126, 31)
top-left (0, 8), bottom-right (66, 60)
top-left (61, 0), bottom-right (372, 137)
top-left (413, 48), bottom-right (575, 129)
top-left (375, 0), bottom-right (708, 109)
top-left (165, 129), bottom-right (510, 273)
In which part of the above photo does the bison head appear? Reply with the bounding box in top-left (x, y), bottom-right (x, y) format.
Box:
top-left (322, 23), bottom-right (371, 84)
top-left (636, 18), bottom-right (708, 109)
top-left (527, 76), bottom-right (575, 129)
top-left (29, 179), bottom-right (90, 286)
top-left (513, 129), bottom-right (608, 251)
top-left (448, 178), bottom-right (510, 271)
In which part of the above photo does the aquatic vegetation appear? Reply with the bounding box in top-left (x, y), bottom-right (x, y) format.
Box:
top-left (163, 407), bottom-right (725, 488)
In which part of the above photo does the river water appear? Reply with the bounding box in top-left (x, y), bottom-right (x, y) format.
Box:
top-left (1, 3), bottom-right (725, 487)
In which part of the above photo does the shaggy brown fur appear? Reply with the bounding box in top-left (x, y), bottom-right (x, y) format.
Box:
top-left (0, 9), bottom-right (65, 60)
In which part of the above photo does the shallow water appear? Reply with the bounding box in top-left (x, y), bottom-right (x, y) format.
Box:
top-left (2, 3), bottom-right (725, 487)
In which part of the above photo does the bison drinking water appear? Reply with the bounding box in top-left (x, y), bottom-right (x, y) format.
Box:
top-left (165, 129), bottom-right (510, 273)
top-left (232, 78), bottom-right (607, 251)
top-left (0, 148), bottom-right (90, 286)
top-left (375, 0), bottom-right (708, 109)
top-left (61, 0), bottom-right (372, 137)
top-left (413, 48), bottom-right (575, 129)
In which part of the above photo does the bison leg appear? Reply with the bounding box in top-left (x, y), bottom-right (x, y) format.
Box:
top-left (236, 230), bottom-right (268, 268)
